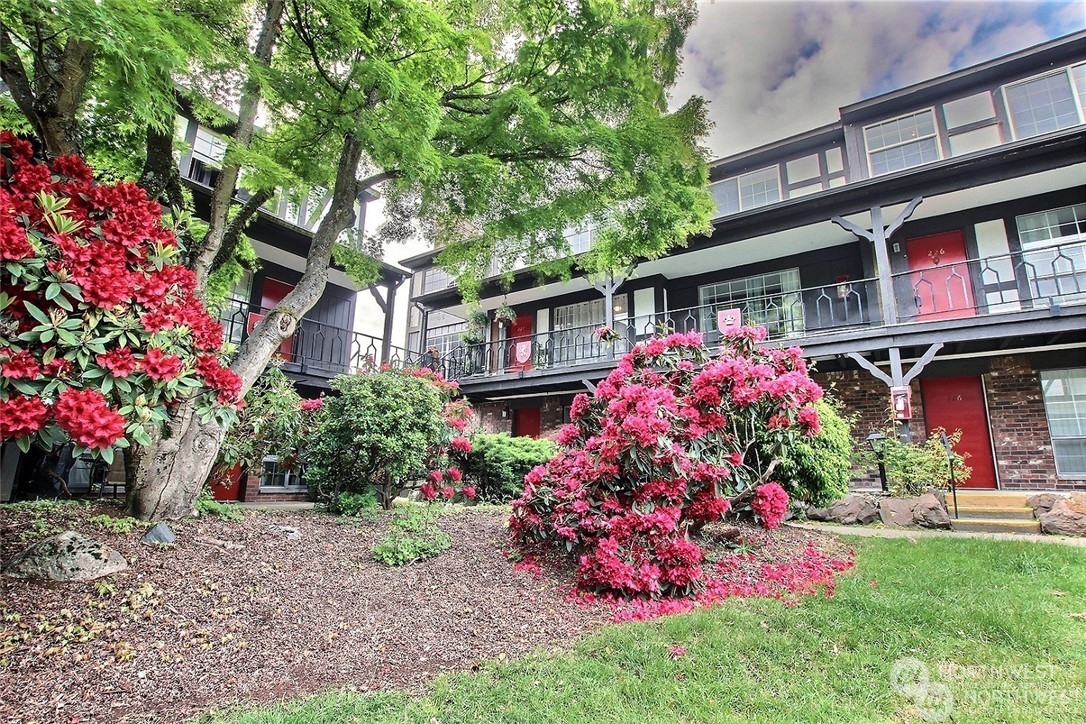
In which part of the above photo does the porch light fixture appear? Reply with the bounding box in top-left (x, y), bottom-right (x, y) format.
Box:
top-left (500, 406), bottom-right (511, 420)
top-left (866, 432), bottom-right (888, 493)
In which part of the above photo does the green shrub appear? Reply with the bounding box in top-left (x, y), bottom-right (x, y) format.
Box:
top-left (328, 490), bottom-right (380, 516)
top-left (866, 428), bottom-right (972, 497)
top-left (88, 514), bottom-right (148, 535)
top-left (195, 489), bottom-right (245, 521)
top-left (463, 433), bottom-right (557, 503)
top-left (372, 505), bottom-right (451, 566)
top-left (772, 400), bottom-right (856, 506)
top-left (304, 371), bottom-right (448, 509)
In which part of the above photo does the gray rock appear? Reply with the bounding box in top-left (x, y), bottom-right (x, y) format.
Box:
top-left (2, 531), bottom-right (127, 581)
top-left (820, 494), bottom-right (879, 525)
top-left (1027, 493), bottom-right (1067, 518)
top-left (807, 506), bottom-right (832, 522)
top-left (913, 493), bottom-right (952, 529)
top-left (142, 522), bottom-right (176, 545)
top-left (276, 525), bottom-right (301, 540)
top-left (879, 498), bottom-right (915, 527)
top-left (1039, 498), bottom-right (1086, 537)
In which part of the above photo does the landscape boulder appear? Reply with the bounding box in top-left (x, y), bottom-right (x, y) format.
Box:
top-left (912, 493), bottom-right (952, 530)
top-left (1027, 493), bottom-right (1067, 518)
top-left (878, 498), bottom-right (915, 527)
top-left (1038, 497), bottom-right (1086, 537)
top-left (142, 522), bottom-right (176, 545)
top-left (2, 531), bottom-right (128, 581)
top-left (808, 494), bottom-right (879, 525)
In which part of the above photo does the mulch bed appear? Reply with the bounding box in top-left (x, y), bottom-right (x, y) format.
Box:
top-left (0, 502), bottom-right (850, 723)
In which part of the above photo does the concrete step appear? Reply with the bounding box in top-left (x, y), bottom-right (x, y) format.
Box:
top-left (951, 518), bottom-right (1042, 535)
top-left (952, 505), bottom-right (1036, 521)
top-left (951, 491), bottom-right (1031, 507)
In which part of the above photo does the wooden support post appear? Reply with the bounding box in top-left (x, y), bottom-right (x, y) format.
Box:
top-left (831, 197), bottom-right (922, 328)
top-left (847, 341), bottom-right (943, 443)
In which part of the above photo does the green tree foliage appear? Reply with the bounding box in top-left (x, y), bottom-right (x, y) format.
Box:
top-left (463, 433), bottom-right (557, 503)
top-left (303, 372), bottom-right (446, 508)
top-left (2, 0), bottom-right (712, 519)
top-left (771, 400), bottom-right (856, 507)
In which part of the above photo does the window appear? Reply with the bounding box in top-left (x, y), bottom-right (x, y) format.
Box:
top-left (553, 294), bottom-right (628, 332)
top-left (739, 167), bottom-right (781, 210)
top-left (1004, 66), bottom-right (1085, 140)
top-left (192, 126), bottom-right (228, 166)
top-left (261, 455), bottom-right (305, 488)
top-left (218, 271), bottom-right (254, 344)
top-left (1040, 369), bottom-right (1086, 476)
top-left (708, 166), bottom-right (781, 218)
top-left (424, 323), bottom-right (465, 357)
top-left (422, 266), bottom-right (453, 293)
top-left (864, 110), bottom-right (941, 176)
top-left (1015, 203), bottom-right (1086, 303)
top-left (699, 269), bottom-right (803, 338)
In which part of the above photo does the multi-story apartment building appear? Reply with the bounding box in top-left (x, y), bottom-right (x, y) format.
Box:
top-left (400, 31), bottom-right (1086, 492)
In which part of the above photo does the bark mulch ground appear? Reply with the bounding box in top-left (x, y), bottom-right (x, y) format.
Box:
top-left (0, 501), bottom-right (849, 723)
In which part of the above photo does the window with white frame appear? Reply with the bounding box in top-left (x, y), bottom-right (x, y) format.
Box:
top-left (1015, 203), bottom-right (1086, 303)
top-left (1003, 65), bottom-right (1086, 140)
top-left (218, 271), bottom-right (254, 344)
top-left (739, 167), bottom-right (781, 210)
top-left (553, 294), bottom-right (629, 332)
top-left (261, 455), bottom-right (305, 488)
top-left (424, 323), bottom-right (465, 356)
top-left (864, 109), bottom-right (941, 176)
top-left (708, 178), bottom-right (740, 217)
top-left (423, 266), bottom-right (453, 293)
top-left (1040, 368), bottom-right (1086, 476)
top-left (698, 269), bottom-right (803, 338)
top-left (192, 126), bottom-right (228, 166)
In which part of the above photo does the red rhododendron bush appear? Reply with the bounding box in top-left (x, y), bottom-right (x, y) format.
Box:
top-left (0, 132), bottom-right (240, 463)
top-left (510, 326), bottom-right (833, 601)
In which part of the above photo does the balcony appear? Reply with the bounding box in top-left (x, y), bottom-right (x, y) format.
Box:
top-left (219, 300), bottom-right (420, 383)
top-left (427, 239), bottom-right (1086, 383)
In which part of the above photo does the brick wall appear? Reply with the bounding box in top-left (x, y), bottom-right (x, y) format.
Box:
top-left (985, 355), bottom-right (1085, 491)
top-left (238, 474), bottom-right (309, 503)
top-left (812, 369), bottom-right (925, 489)
top-left (475, 402), bottom-right (513, 435)
top-left (540, 398), bottom-right (566, 439)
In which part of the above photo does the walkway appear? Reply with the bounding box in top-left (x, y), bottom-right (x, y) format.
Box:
top-left (789, 522), bottom-right (1086, 547)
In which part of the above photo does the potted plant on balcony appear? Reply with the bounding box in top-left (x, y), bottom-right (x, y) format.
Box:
top-left (461, 308), bottom-right (489, 346)
top-left (494, 302), bottom-right (516, 327)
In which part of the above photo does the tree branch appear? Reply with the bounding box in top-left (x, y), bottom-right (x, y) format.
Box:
top-left (210, 187), bottom-right (274, 273)
top-left (190, 0), bottom-right (285, 294)
top-left (137, 126), bottom-right (186, 210)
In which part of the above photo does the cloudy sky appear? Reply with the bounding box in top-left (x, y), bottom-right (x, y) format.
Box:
top-left (671, 0), bottom-right (1086, 159)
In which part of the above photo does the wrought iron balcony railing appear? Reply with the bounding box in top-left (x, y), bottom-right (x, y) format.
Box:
top-left (423, 239), bottom-right (1085, 382)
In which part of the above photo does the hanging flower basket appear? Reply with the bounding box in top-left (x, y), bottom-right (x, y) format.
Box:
top-left (494, 303), bottom-right (516, 325)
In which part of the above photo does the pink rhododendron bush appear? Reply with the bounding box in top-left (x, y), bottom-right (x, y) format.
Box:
top-left (510, 326), bottom-right (843, 603)
top-left (0, 133), bottom-right (241, 463)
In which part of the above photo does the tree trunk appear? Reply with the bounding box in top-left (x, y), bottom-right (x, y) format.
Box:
top-left (124, 134), bottom-right (364, 520)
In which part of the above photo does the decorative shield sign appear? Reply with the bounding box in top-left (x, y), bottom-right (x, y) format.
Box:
top-left (515, 341), bottom-right (532, 364)
top-left (716, 308), bottom-right (742, 332)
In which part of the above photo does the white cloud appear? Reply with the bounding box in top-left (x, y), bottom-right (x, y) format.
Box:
top-left (671, 1), bottom-right (1085, 159)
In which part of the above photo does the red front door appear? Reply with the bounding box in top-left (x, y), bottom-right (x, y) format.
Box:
top-left (905, 231), bottom-right (975, 320)
top-left (513, 407), bottom-right (541, 438)
top-left (920, 376), bottom-right (997, 489)
top-left (506, 313), bottom-right (534, 372)
top-left (252, 278), bottom-right (295, 360)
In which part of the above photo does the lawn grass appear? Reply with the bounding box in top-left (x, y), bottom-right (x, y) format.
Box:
top-left (204, 536), bottom-right (1086, 723)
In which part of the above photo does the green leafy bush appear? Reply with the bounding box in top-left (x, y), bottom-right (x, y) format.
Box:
top-left (372, 505), bottom-right (451, 566)
top-left (772, 400), bottom-right (855, 506)
top-left (195, 489), bottom-right (245, 521)
top-left (328, 490), bottom-right (380, 516)
top-left (863, 428), bottom-right (972, 497)
top-left (304, 369), bottom-right (472, 509)
top-left (463, 433), bottom-right (556, 503)
top-left (88, 514), bottom-right (149, 535)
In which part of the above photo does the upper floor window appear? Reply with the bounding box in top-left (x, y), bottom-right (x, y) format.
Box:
top-left (1004, 65), bottom-right (1086, 140)
top-left (708, 166), bottom-right (781, 218)
top-left (192, 126), bottom-right (227, 167)
top-left (422, 266), bottom-right (453, 293)
top-left (1015, 203), bottom-right (1086, 304)
top-left (1016, 203), bottom-right (1086, 248)
top-left (864, 109), bottom-right (940, 176)
top-left (553, 294), bottom-right (629, 332)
